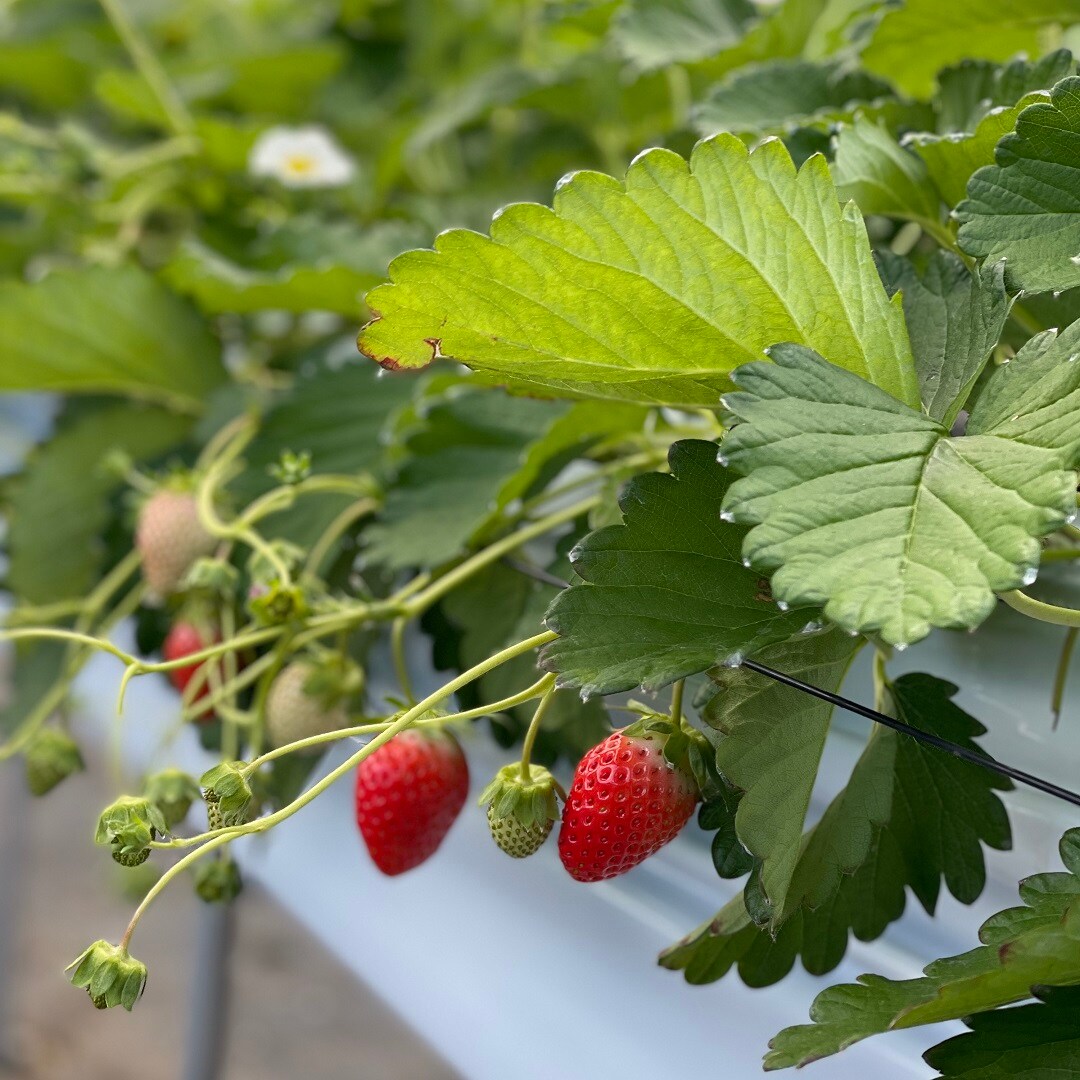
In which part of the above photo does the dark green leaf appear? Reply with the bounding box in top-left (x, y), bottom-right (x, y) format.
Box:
top-left (542, 439), bottom-right (816, 696)
top-left (957, 77), bottom-right (1080, 294)
top-left (923, 984), bottom-right (1080, 1079)
top-left (766, 826), bottom-right (1080, 1071)
top-left (0, 265), bottom-right (226, 411)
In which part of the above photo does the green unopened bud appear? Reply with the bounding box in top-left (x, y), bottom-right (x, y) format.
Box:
top-left (143, 769), bottom-right (201, 830)
top-left (268, 449), bottom-right (312, 485)
top-left (193, 858), bottom-right (243, 904)
top-left (67, 941), bottom-right (147, 1011)
top-left (247, 580), bottom-right (309, 625)
top-left (24, 728), bottom-right (84, 796)
top-left (200, 762), bottom-right (252, 826)
top-left (95, 796), bottom-right (167, 866)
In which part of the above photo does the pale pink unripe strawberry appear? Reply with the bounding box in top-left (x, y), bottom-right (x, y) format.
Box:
top-left (136, 490), bottom-right (215, 599)
top-left (265, 659), bottom-right (354, 749)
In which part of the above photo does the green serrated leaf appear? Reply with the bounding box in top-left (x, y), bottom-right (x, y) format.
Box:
top-left (911, 54), bottom-right (1076, 209)
top-left (877, 250), bottom-right (1012, 425)
top-left (922, 984), bottom-right (1080, 1079)
top-left (164, 220), bottom-right (425, 316)
top-left (721, 341), bottom-right (1079, 646)
top-left (692, 59), bottom-right (899, 138)
top-left (706, 628), bottom-right (864, 922)
top-left (611, 0), bottom-right (756, 70)
top-left (957, 77), bottom-right (1080, 294)
top-left (863, 0), bottom-right (1080, 99)
top-left (8, 404), bottom-right (191, 603)
top-left (364, 393), bottom-right (636, 571)
top-left (833, 117), bottom-right (943, 229)
top-left (664, 673), bottom-right (1011, 987)
top-left (359, 137), bottom-right (919, 408)
top-left (542, 439), bottom-right (816, 696)
top-left (934, 52), bottom-right (1077, 134)
top-left (766, 828), bottom-right (1080, 1070)
top-left (0, 265), bottom-right (225, 411)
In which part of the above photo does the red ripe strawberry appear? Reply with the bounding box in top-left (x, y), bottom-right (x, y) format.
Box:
top-left (354, 729), bottom-right (469, 876)
top-left (558, 729), bottom-right (697, 883)
top-left (136, 489), bottom-right (215, 599)
top-left (163, 622), bottom-right (231, 722)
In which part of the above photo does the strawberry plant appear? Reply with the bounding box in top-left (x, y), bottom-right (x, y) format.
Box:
top-left (4, 0), bottom-right (1080, 1074)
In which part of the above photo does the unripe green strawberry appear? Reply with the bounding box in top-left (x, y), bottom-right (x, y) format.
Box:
top-left (194, 858), bottom-right (243, 903)
top-left (265, 656), bottom-right (361, 749)
top-left (479, 763), bottom-right (561, 859)
top-left (136, 489), bottom-right (216, 599)
top-left (486, 802), bottom-right (553, 858)
top-left (113, 847), bottom-right (151, 868)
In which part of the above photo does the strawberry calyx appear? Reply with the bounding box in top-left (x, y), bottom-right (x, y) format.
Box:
top-left (618, 714), bottom-right (706, 794)
top-left (479, 762), bottom-right (562, 829)
top-left (200, 762), bottom-right (253, 827)
top-left (94, 796), bottom-right (168, 864)
top-left (67, 941), bottom-right (148, 1012)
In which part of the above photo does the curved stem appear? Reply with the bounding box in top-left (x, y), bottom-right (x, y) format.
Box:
top-left (519, 679), bottom-right (558, 782)
top-left (97, 0), bottom-right (195, 136)
top-left (302, 497), bottom-right (378, 580)
top-left (128, 632), bottom-right (557, 940)
top-left (872, 650), bottom-right (889, 713)
top-left (998, 590), bottom-right (1080, 628)
top-left (405, 497), bottom-right (597, 616)
top-left (1053, 627), bottom-right (1079, 730)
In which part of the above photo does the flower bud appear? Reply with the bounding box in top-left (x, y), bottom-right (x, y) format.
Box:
top-left (143, 769), bottom-right (201, 831)
top-left (67, 941), bottom-right (147, 1011)
top-left (23, 728), bottom-right (84, 796)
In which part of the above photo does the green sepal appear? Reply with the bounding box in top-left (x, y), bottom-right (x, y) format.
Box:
top-left (193, 858), bottom-right (243, 904)
top-left (23, 728), bottom-right (84, 796)
top-left (66, 940), bottom-right (148, 1012)
top-left (94, 796), bottom-right (167, 859)
top-left (143, 769), bottom-right (201, 830)
top-left (199, 762), bottom-right (253, 826)
top-left (247, 579), bottom-right (310, 625)
top-left (478, 763), bottom-right (561, 830)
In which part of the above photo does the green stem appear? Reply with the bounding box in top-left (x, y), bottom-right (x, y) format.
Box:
top-left (121, 832), bottom-right (233, 949)
top-left (97, 0), bottom-right (195, 136)
top-left (1042, 547), bottom-right (1080, 564)
top-left (669, 678), bottom-right (685, 727)
top-left (390, 617), bottom-right (415, 703)
top-left (1052, 627), bottom-right (1079, 730)
top-left (872, 649), bottom-right (889, 712)
top-left (519, 679), bottom-right (558, 782)
top-left (128, 633), bottom-right (557, 940)
top-left (405, 497), bottom-right (597, 616)
top-left (302, 497), bottom-right (378, 581)
top-left (998, 590), bottom-right (1080, 628)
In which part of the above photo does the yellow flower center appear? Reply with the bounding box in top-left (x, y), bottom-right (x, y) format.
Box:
top-left (284, 153), bottom-right (317, 177)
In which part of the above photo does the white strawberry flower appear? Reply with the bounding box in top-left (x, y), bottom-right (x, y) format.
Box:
top-left (248, 125), bottom-right (356, 188)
